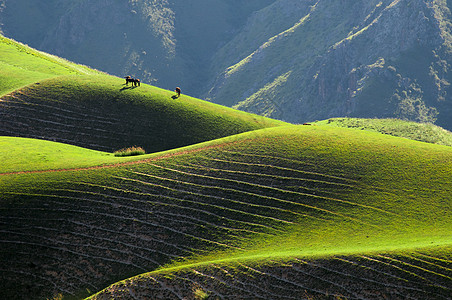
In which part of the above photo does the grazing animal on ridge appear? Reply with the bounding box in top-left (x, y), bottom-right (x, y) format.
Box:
top-left (124, 76), bottom-right (140, 87)
top-left (124, 76), bottom-right (134, 85)
top-left (175, 87), bottom-right (181, 97)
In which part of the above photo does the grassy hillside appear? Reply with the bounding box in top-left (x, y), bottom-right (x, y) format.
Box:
top-left (88, 245), bottom-right (452, 299)
top-left (0, 75), bottom-right (285, 153)
top-left (0, 34), bottom-right (286, 154)
top-left (0, 35), bottom-right (100, 96)
top-left (0, 137), bottom-right (150, 174)
top-left (315, 118), bottom-right (452, 147)
top-left (1, 125), bottom-right (450, 299)
top-left (1, 35), bottom-right (285, 156)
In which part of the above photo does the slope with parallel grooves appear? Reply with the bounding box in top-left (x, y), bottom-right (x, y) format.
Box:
top-left (1, 128), bottom-right (451, 300)
top-left (88, 248), bottom-right (452, 299)
top-left (0, 139), bottom-right (376, 299)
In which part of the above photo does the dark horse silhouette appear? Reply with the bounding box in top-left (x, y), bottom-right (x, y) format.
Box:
top-left (124, 76), bottom-right (140, 87)
top-left (124, 76), bottom-right (134, 85)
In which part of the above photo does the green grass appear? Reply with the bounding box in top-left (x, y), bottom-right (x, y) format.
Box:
top-left (1, 75), bottom-right (286, 154)
top-left (153, 125), bottom-right (452, 264)
top-left (315, 117), bottom-right (452, 146)
top-left (0, 35), bottom-right (100, 96)
top-left (1, 125), bottom-right (450, 299)
top-left (0, 137), bottom-right (151, 174)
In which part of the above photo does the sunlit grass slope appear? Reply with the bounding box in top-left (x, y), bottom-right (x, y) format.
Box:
top-left (1, 125), bottom-right (450, 299)
top-left (0, 35), bottom-right (100, 96)
top-left (91, 246), bottom-right (452, 299)
top-left (0, 137), bottom-right (150, 174)
top-left (316, 117), bottom-right (452, 147)
top-left (0, 75), bottom-right (286, 154)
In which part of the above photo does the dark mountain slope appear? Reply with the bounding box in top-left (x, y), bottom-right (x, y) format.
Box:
top-left (207, 0), bottom-right (452, 130)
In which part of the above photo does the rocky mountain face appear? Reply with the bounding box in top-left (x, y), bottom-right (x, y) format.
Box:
top-left (1, 0), bottom-right (452, 130)
top-left (207, 0), bottom-right (452, 130)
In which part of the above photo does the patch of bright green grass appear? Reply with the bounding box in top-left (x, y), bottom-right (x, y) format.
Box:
top-left (0, 137), bottom-right (148, 174)
top-left (0, 35), bottom-right (101, 96)
top-left (315, 117), bottom-right (452, 146)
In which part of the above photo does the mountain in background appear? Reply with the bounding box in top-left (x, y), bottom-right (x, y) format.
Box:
top-left (0, 0), bottom-right (274, 96)
top-left (208, 0), bottom-right (452, 131)
top-left (1, 0), bottom-right (452, 130)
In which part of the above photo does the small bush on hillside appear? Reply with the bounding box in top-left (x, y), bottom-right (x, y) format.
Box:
top-left (47, 294), bottom-right (63, 300)
top-left (114, 146), bottom-right (145, 157)
top-left (193, 288), bottom-right (209, 300)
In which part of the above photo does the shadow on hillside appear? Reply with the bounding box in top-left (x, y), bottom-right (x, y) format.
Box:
top-left (120, 86), bottom-right (137, 91)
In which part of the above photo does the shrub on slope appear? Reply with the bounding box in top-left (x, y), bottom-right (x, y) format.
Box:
top-left (0, 125), bottom-right (450, 299)
top-left (0, 75), bottom-right (285, 153)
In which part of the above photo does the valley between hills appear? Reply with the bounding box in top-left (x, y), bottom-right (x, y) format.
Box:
top-left (0, 35), bottom-right (451, 300)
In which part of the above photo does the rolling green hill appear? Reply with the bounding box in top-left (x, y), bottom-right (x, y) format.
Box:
top-left (0, 75), bottom-right (285, 153)
top-left (0, 34), bottom-right (451, 300)
top-left (1, 126), bottom-right (451, 299)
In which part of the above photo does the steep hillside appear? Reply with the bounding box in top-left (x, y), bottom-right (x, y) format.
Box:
top-left (1, 126), bottom-right (451, 299)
